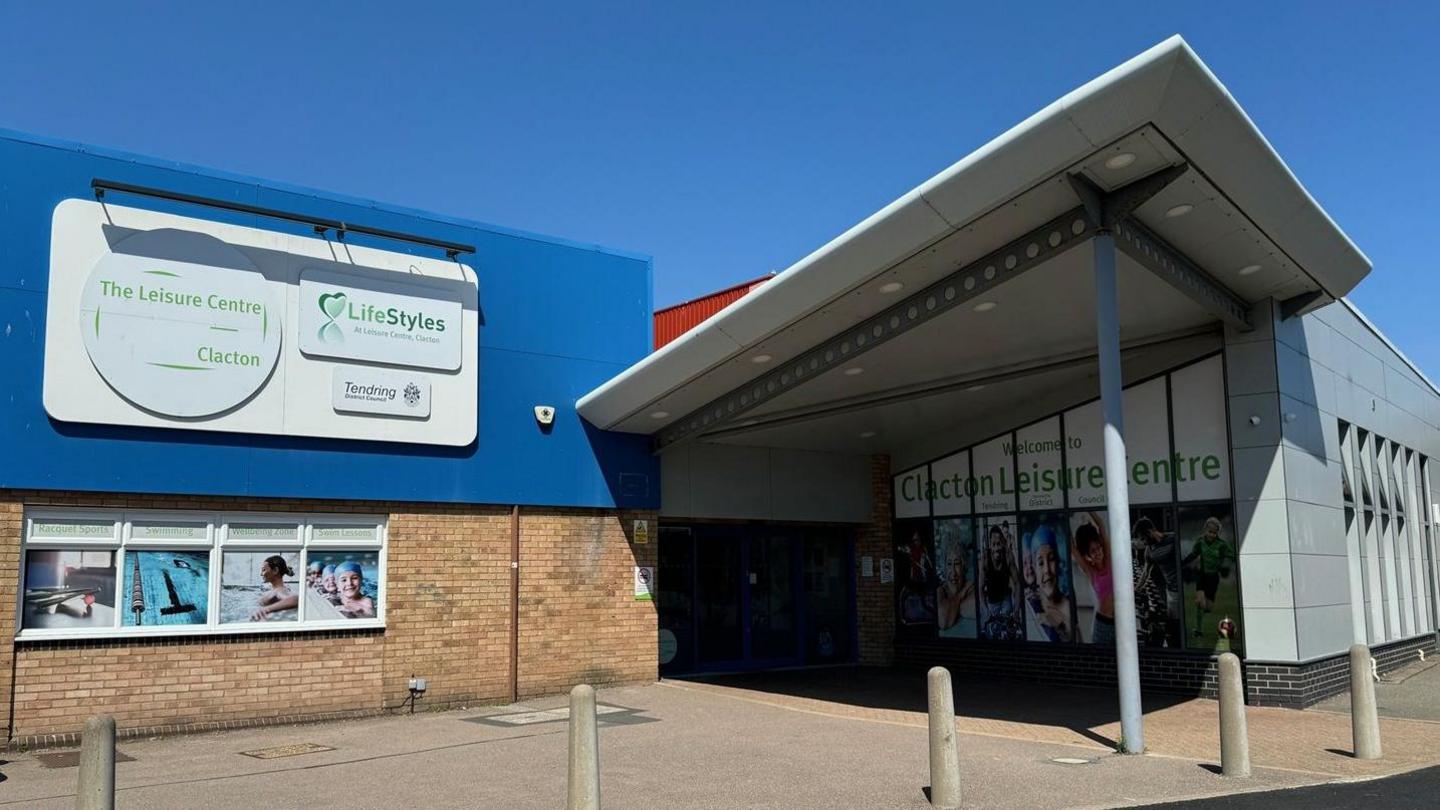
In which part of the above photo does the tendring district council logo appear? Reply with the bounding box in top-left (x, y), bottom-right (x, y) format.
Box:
top-left (78, 230), bottom-right (283, 418)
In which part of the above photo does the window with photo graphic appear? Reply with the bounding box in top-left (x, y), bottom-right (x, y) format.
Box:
top-left (1019, 513), bottom-right (1074, 643)
top-left (934, 518), bottom-right (977, 639)
top-left (22, 549), bottom-right (118, 632)
top-left (122, 550), bottom-right (210, 627)
top-left (977, 515), bottom-right (1023, 641)
top-left (221, 551), bottom-right (301, 624)
top-left (305, 550), bottom-right (380, 620)
top-left (1178, 504), bottom-right (1240, 653)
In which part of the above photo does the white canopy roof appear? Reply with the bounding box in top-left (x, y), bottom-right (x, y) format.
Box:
top-left (579, 36), bottom-right (1370, 440)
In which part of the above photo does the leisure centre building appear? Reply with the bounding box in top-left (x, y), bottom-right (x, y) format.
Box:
top-left (2, 37), bottom-right (1436, 746)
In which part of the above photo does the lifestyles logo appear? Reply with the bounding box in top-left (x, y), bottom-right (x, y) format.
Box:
top-left (315, 289), bottom-right (448, 344)
top-left (317, 292), bottom-right (348, 343)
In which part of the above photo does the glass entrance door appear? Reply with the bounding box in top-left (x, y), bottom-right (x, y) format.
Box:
top-left (658, 523), bottom-right (852, 674)
top-left (695, 530), bottom-right (743, 665)
top-left (748, 534), bottom-right (799, 663)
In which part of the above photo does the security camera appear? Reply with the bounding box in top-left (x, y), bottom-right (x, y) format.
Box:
top-left (534, 405), bottom-right (556, 426)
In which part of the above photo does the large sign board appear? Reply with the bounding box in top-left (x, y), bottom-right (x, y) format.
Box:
top-left (43, 200), bottom-right (478, 446)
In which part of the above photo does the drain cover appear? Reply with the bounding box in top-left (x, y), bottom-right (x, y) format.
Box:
top-left (465, 704), bottom-right (656, 729)
top-left (240, 742), bottom-right (335, 760)
top-left (1050, 757), bottom-right (1092, 765)
top-left (486, 706), bottom-right (628, 726)
top-left (34, 750), bottom-right (135, 769)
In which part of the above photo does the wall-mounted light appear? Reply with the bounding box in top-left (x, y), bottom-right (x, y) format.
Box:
top-left (1105, 153), bottom-right (1136, 170)
top-left (1248, 415), bottom-right (1262, 426)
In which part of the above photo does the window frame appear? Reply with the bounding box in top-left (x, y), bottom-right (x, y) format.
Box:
top-left (16, 507), bottom-right (386, 642)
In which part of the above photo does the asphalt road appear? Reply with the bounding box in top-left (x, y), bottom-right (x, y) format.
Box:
top-left (1141, 764), bottom-right (1440, 809)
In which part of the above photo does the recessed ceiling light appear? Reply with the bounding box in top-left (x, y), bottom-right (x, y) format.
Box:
top-left (966, 384), bottom-right (987, 392)
top-left (1238, 264), bottom-right (1262, 276)
top-left (1104, 153), bottom-right (1136, 170)
top-left (879, 281), bottom-right (904, 294)
top-left (649, 410), bottom-right (670, 419)
top-left (1164, 204), bottom-right (1194, 218)
top-left (843, 367), bottom-right (864, 376)
top-left (859, 430), bottom-right (877, 438)
top-left (750, 354), bottom-right (773, 364)
top-left (973, 301), bottom-right (997, 312)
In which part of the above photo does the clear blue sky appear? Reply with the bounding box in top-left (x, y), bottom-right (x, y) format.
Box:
top-left (3, 2), bottom-right (1437, 375)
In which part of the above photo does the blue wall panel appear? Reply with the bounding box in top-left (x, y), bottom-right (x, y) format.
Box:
top-left (0, 130), bottom-right (658, 509)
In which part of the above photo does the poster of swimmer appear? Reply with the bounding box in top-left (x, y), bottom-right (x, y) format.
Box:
top-left (976, 516), bottom-right (1023, 641)
top-left (123, 550), bottom-right (210, 626)
top-left (305, 551), bottom-right (380, 619)
top-left (220, 551), bottom-right (300, 623)
top-left (933, 518), bottom-right (977, 639)
top-left (1019, 513), bottom-right (1075, 642)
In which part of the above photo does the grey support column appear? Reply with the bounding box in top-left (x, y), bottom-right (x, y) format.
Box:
top-left (1094, 231), bottom-right (1145, 754)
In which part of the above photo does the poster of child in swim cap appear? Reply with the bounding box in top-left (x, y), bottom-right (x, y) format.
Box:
top-left (1020, 513), bottom-right (1074, 643)
top-left (305, 551), bottom-right (379, 620)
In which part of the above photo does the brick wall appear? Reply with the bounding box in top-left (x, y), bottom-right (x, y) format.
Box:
top-left (518, 509), bottom-right (658, 698)
top-left (0, 490), bottom-right (657, 745)
top-left (855, 455), bottom-right (895, 665)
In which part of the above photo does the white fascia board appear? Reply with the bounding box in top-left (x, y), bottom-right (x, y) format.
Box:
top-left (578, 36), bottom-right (1371, 432)
top-left (1154, 40), bottom-right (1371, 296)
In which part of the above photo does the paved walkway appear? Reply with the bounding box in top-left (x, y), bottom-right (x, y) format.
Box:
top-left (680, 667), bottom-right (1440, 780)
top-left (0, 668), bottom-right (1436, 808)
top-left (1312, 657), bottom-right (1440, 721)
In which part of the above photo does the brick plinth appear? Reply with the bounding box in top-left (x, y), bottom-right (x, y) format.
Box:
top-left (1244, 634), bottom-right (1437, 708)
top-left (0, 490), bottom-right (657, 745)
top-left (895, 634), bottom-right (1439, 708)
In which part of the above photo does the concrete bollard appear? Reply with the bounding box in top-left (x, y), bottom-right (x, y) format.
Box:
top-left (567, 684), bottom-right (601, 810)
top-left (1216, 653), bottom-right (1250, 777)
top-left (76, 714), bottom-right (116, 810)
top-left (1349, 644), bottom-right (1382, 760)
top-left (926, 667), bottom-right (961, 809)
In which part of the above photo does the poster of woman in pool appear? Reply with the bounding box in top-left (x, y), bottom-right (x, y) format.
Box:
top-left (220, 551), bottom-right (300, 623)
top-left (123, 550), bottom-right (210, 626)
top-left (305, 551), bottom-right (380, 619)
